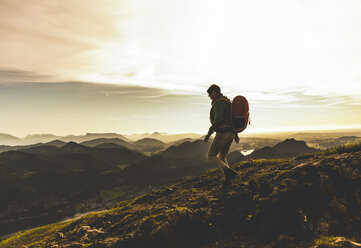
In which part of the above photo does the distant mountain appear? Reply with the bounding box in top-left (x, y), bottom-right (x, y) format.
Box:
top-left (81, 137), bottom-right (166, 154)
top-left (336, 135), bottom-right (358, 141)
top-left (133, 137), bottom-right (166, 147)
top-left (0, 133), bottom-right (131, 146)
top-left (272, 138), bottom-right (319, 154)
top-left (59, 141), bottom-right (147, 166)
top-left (167, 138), bottom-right (195, 147)
top-left (159, 140), bottom-right (209, 162)
top-left (233, 137), bottom-right (282, 150)
top-left (44, 139), bottom-right (67, 147)
top-left (249, 138), bottom-right (320, 159)
top-left (22, 134), bottom-right (60, 144)
top-left (227, 150), bottom-right (246, 164)
top-left (131, 138), bottom-right (167, 154)
top-left (18, 145), bottom-right (59, 155)
top-left (0, 139), bottom-right (66, 154)
top-left (0, 133), bottom-right (21, 145)
top-left (11, 141), bottom-right (147, 168)
top-left (60, 133), bottom-right (132, 143)
top-left (313, 135), bottom-right (361, 149)
top-left (123, 132), bottom-right (203, 143)
top-left (95, 142), bottom-right (128, 149)
top-left (0, 145), bottom-right (13, 153)
top-left (24, 134), bottom-right (58, 139)
top-left (248, 146), bottom-right (286, 159)
top-left (80, 138), bottom-right (131, 148)
top-left (0, 132), bottom-right (204, 147)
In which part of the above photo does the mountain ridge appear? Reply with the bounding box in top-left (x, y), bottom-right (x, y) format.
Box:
top-left (2, 143), bottom-right (360, 248)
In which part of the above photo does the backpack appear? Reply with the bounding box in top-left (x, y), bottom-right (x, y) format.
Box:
top-left (231, 95), bottom-right (250, 133)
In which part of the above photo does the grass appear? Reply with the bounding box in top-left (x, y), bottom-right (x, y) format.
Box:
top-left (314, 236), bottom-right (341, 247)
top-left (323, 142), bottom-right (361, 155)
top-left (0, 222), bottom-right (68, 248)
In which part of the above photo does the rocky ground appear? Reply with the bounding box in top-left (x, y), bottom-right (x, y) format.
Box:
top-left (1, 144), bottom-right (360, 248)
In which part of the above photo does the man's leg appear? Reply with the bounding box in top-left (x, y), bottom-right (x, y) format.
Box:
top-left (218, 132), bottom-right (239, 181)
top-left (217, 132), bottom-right (234, 166)
top-left (206, 132), bottom-right (230, 168)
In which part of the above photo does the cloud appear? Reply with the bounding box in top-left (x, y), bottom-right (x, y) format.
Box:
top-left (0, 68), bottom-right (52, 83)
top-left (0, 0), bottom-right (123, 79)
top-left (249, 88), bottom-right (361, 110)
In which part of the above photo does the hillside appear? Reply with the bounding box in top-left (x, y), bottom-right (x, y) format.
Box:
top-left (0, 140), bottom-right (223, 237)
top-left (80, 137), bottom-right (167, 155)
top-left (2, 144), bottom-right (360, 248)
top-left (0, 142), bottom-right (148, 237)
top-left (80, 138), bottom-right (131, 149)
top-left (249, 138), bottom-right (320, 159)
top-left (0, 139), bottom-right (66, 153)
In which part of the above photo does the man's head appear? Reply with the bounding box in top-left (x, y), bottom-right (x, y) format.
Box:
top-left (207, 84), bottom-right (221, 100)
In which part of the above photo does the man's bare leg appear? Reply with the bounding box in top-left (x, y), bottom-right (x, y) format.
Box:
top-left (218, 137), bottom-right (233, 168)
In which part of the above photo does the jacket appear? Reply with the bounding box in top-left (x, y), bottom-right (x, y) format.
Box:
top-left (207, 94), bottom-right (234, 135)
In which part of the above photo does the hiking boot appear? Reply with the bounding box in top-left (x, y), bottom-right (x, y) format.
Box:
top-left (222, 166), bottom-right (238, 181)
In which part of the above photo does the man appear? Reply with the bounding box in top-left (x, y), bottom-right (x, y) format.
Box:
top-left (204, 84), bottom-right (239, 182)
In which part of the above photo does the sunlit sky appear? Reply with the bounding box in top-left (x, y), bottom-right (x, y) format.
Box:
top-left (0, 0), bottom-right (360, 137)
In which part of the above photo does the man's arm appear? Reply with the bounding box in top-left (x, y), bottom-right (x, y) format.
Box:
top-left (207, 100), bottom-right (224, 136)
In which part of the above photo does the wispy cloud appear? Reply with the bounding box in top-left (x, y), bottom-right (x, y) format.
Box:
top-left (0, 68), bottom-right (51, 83)
top-left (0, 0), bottom-right (122, 80)
top-left (249, 88), bottom-right (361, 110)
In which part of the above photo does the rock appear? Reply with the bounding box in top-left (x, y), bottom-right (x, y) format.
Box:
top-left (77, 225), bottom-right (91, 233)
top-left (87, 227), bottom-right (105, 237)
top-left (314, 237), bottom-right (361, 248)
top-left (334, 237), bottom-right (361, 248)
top-left (77, 225), bottom-right (105, 240)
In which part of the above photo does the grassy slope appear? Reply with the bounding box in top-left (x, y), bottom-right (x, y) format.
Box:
top-left (1, 143), bottom-right (360, 248)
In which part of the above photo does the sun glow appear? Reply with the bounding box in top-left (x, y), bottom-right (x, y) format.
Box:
top-left (74, 0), bottom-right (361, 99)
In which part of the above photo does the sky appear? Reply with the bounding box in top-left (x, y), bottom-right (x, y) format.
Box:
top-left (0, 0), bottom-right (360, 137)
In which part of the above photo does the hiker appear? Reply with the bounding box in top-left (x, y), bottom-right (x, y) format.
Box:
top-left (204, 84), bottom-right (239, 181)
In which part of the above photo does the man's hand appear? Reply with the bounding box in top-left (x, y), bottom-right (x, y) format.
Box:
top-left (234, 133), bottom-right (240, 143)
top-left (204, 134), bottom-right (211, 142)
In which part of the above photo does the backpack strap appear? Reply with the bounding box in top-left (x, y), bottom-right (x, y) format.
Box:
top-left (212, 97), bottom-right (231, 107)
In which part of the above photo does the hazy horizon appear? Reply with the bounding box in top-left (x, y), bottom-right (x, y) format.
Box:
top-left (3, 127), bottom-right (361, 140)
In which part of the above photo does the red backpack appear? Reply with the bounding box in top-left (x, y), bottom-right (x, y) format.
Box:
top-left (231, 95), bottom-right (250, 133)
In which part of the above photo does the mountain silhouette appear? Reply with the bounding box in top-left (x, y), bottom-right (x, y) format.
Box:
top-left (61, 133), bottom-right (132, 143)
top-left (81, 137), bottom-right (167, 154)
top-left (131, 138), bottom-right (167, 154)
top-left (80, 138), bottom-right (131, 148)
top-left (19, 144), bottom-right (59, 154)
top-left (159, 140), bottom-right (208, 161)
top-left (0, 139), bottom-right (66, 153)
top-left (95, 142), bottom-right (128, 149)
top-left (249, 138), bottom-right (320, 159)
top-left (227, 150), bottom-right (246, 164)
top-left (273, 138), bottom-right (319, 154)
top-left (0, 133), bottom-right (20, 145)
top-left (133, 137), bottom-right (166, 147)
top-left (59, 141), bottom-right (147, 166)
